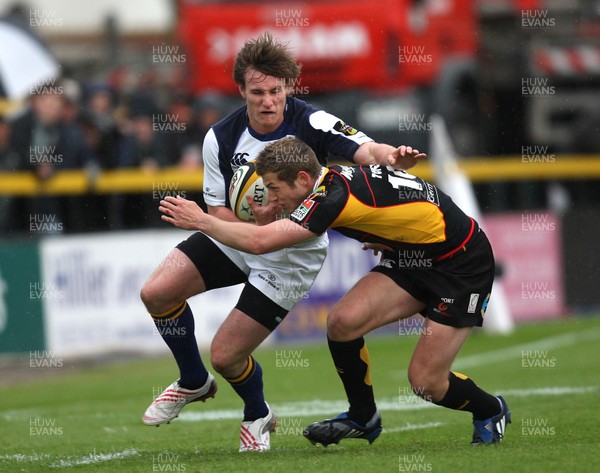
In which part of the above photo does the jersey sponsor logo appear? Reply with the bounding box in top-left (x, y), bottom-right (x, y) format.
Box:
top-left (378, 258), bottom-right (396, 269)
top-left (229, 172), bottom-right (242, 194)
top-left (333, 120), bottom-right (358, 136)
top-left (231, 152), bottom-right (250, 167)
top-left (434, 297), bottom-right (454, 317)
top-left (424, 181), bottom-right (440, 206)
top-left (339, 166), bottom-right (354, 180)
top-left (291, 199), bottom-right (315, 222)
top-left (203, 187), bottom-right (217, 198)
top-left (308, 111), bottom-right (369, 144)
top-left (437, 302), bottom-right (449, 312)
top-left (467, 293), bottom-right (480, 314)
top-left (257, 272), bottom-right (278, 290)
top-left (313, 185), bottom-right (328, 197)
top-left (369, 165), bottom-right (383, 179)
top-left (306, 185), bottom-right (327, 201)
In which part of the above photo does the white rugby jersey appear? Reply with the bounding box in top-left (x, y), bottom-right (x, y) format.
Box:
top-left (202, 97), bottom-right (373, 208)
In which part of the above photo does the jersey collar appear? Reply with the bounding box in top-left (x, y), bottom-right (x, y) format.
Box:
top-left (313, 167), bottom-right (329, 192)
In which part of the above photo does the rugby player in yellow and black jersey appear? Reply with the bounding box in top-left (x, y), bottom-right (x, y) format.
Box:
top-left (291, 162), bottom-right (478, 268)
top-left (159, 136), bottom-right (511, 448)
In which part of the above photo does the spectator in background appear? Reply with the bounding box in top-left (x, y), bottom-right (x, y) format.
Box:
top-left (9, 88), bottom-right (94, 233)
top-left (82, 82), bottom-right (122, 169)
top-left (61, 78), bottom-right (82, 125)
top-left (162, 93), bottom-right (202, 168)
top-left (77, 84), bottom-right (124, 232)
top-left (109, 98), bottom-right (168, 229)
top-left (194, 93), bottom-right (225, 157)
top-left (117, 106), bottom-right (167, 171)
top-left (0, 117), bottom-right (19, 233)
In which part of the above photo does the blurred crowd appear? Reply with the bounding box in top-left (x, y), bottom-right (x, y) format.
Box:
top-left (1, 66), bottom-right (598, 237)
top-left (0, 69), bottom-right (228, 235)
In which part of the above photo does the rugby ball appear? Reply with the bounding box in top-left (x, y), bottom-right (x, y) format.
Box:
top-left (229, 161), bottom-right (269, 221)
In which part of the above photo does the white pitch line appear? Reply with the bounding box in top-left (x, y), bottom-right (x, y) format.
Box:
top-left (497, 386), bottom-right (598, 397)
top-left (0, 449), bottom-right (140, 468)
top-left (384, 422), bottom-right (444, 433)
top-left (5, 383), bottom-right (596, 466)
top-left (178, 385), bottom-right (598, 422)
top-left (48, 449), bottom-right (139, 468)
top-left (0, 453), bottom-right (51, 462)
top-left (453, 328), bottom-right (600, 371)
top-left (388, 327), bottom-right (600, 379)
top-left (179, 398), bottom-right (433, 422)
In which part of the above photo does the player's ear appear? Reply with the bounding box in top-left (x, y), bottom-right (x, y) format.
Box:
top-left (297, 171), bottom-right (310, 187)
top-left (238, 84), bottom-right (246, 99)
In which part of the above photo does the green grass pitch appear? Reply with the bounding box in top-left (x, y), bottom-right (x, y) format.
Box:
top-left (1, 316), bottom-right (599, 472)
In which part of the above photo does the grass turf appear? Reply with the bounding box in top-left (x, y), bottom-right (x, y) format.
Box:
top-left (1, 315), bottom-right (599, 472)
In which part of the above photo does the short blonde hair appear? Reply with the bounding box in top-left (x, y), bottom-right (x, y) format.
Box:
top-left (255, 137), bottom-right (321, 186)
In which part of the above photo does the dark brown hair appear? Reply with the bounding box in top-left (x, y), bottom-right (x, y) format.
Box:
top-left (233, 32), bottom-right (301, 88)
top-left (255, 137), bottom-right (321, 186)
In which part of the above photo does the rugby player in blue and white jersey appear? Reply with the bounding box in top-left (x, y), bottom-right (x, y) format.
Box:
top-left (140, 33), bottom-right (424, 452)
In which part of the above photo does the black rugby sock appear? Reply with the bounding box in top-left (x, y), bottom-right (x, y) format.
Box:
top-left (226, 356), bottom-right (269, 421)
top-left (328, 336), bottom-right (377, 425)
top-left (435, 371), bottom-right (501, 420)
top-left (152, 301), bottom-right (208, 389)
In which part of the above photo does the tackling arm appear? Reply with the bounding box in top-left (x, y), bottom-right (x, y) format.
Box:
top-left (206, 204), bottom-right (241, 222)
top-left (160, 196), bottom-right (316, 254)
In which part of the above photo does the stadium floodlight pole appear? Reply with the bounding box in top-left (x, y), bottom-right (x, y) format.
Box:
top-left (429, 114), bottom-right (514, 334)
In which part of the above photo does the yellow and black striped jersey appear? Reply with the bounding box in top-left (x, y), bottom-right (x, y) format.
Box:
top-left (289, 164), bottom-right (477, 262)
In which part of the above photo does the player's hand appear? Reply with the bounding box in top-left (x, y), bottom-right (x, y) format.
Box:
top-left (361, 242), bottom-right (394, 256)
top-left (387, 145), bottom-right (426, 170)
top-left (246, 195), bottom-right (285, 226)
top-left (159, 195), bottom-right (205, 230)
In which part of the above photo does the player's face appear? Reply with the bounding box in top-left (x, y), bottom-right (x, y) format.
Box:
top-left (239, 69), bottom-right (287, 134)
top-left (262, 172), bottom-right (310, 213)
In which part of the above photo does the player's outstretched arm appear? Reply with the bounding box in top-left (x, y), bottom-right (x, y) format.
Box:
top-left (159, 196), bottom-right (315, 254)
top-left (353, 142), bottom-right (426, 170)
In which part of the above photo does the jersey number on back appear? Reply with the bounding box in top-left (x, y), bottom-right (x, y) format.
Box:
top-left (386, 169), bottom-right (423, 191)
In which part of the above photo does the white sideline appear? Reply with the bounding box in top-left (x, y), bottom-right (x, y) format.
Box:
top-left (1, 387), bottom-right (597, 466)
top-left (2, 327), bottom-right (598, 466)
top-left (49, 449), bottom-right (139, 468)
top-left (453, 328), bottom-right (600, 371)
top-left (390, 327), bottom-right (600, 378)
top-left (0, 453), bottom-right (51, 462)
top-left (178, 327), bottom-right (600, 422)
top-left (178, 385), bottom-right (598, 422)
top-left (0, 449), bottom-right (139, 468)
top-left (384, 422), bottom-right (444, 433)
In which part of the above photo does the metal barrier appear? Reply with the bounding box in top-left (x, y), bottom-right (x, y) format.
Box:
top-left (2, 155), bottom-right (600, 196)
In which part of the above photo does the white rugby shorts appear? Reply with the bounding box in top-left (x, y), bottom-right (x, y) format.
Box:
top-left (207, 232), bottom-right (329, 311)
